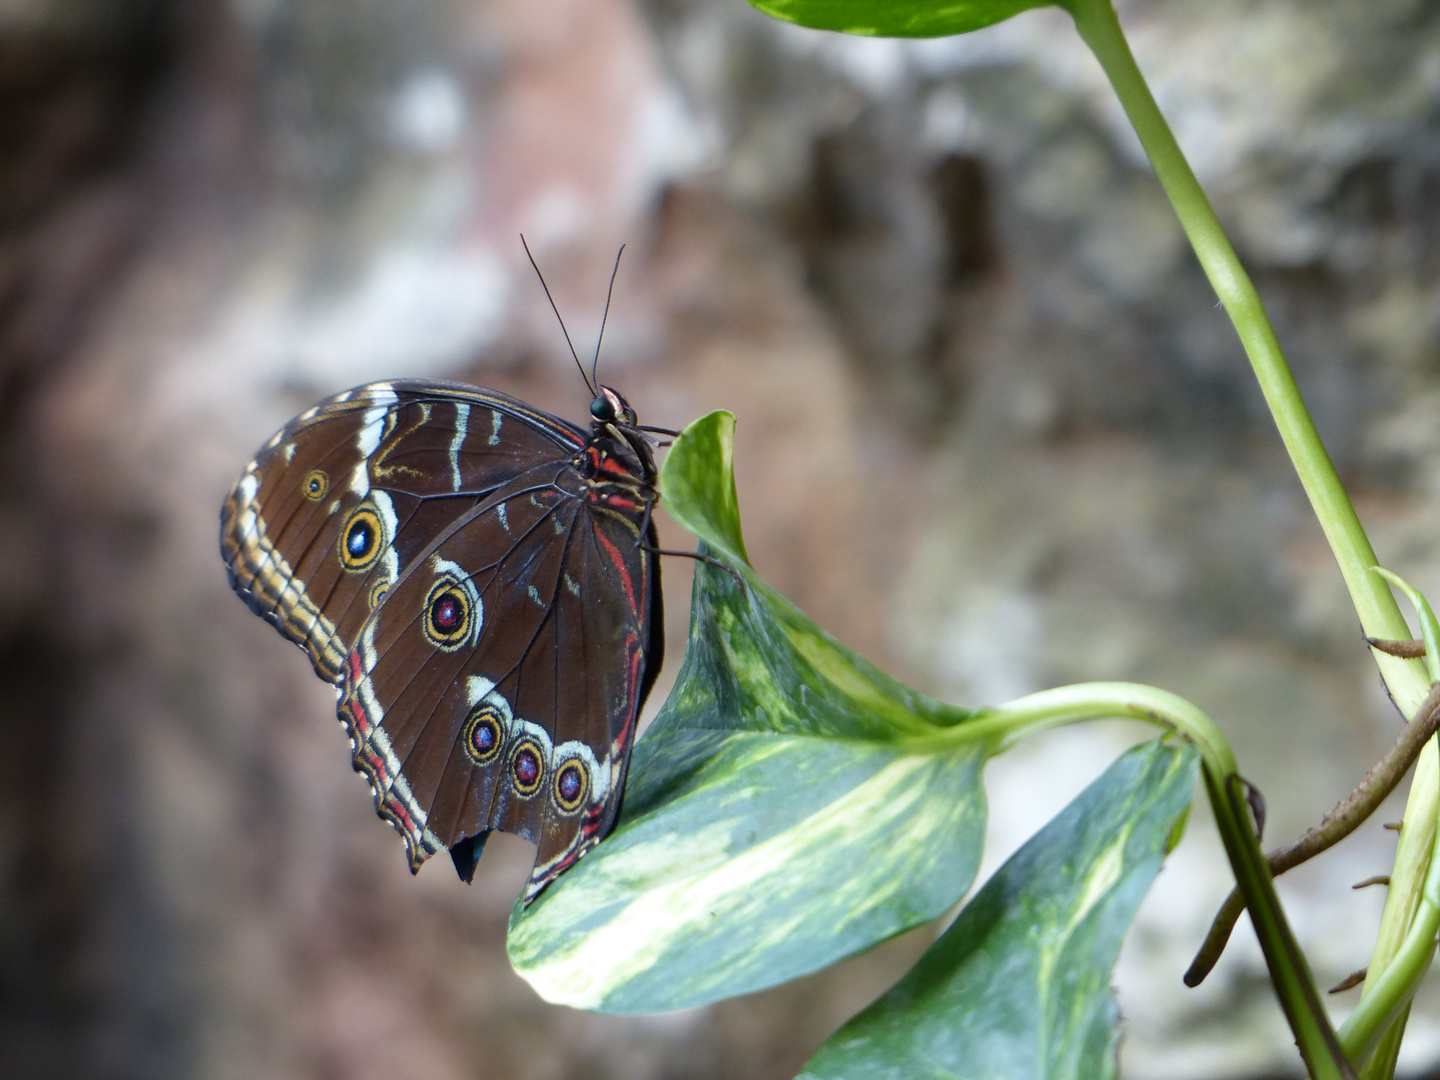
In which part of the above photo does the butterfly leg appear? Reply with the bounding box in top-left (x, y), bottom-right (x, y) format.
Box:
top-left (645, 545), bottom-right (746, 592)
top-left (633, 492), bottom-right (745, 590)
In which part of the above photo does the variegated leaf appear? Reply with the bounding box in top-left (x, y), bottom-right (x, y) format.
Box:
top-left (798, 738), bottom-right (1198, 1080)
top-left (508, 412), bottom-right (991, 1012)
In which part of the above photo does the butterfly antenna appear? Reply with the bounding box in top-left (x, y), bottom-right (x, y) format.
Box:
top-left (591, 243), bottom-right (625, 390)
top-left (521, 234), bottom-right (594, 397)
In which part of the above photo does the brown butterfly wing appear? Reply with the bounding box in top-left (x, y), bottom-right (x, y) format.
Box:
top-left (221, 381), bottom-right (588, 682)
top-left (338, 464), bottom-right (661, 902)
top-left (221, 380), bottom-right (661, 900)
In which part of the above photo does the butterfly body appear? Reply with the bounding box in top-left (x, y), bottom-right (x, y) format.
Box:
top-left (222, 380), bottom-right (663, 904)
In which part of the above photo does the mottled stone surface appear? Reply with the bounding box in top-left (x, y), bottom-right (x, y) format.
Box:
top-left (2, 0), bottom-right (1438, 1077)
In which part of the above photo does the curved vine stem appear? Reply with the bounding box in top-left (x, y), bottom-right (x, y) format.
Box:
top-left (1059, 0), bottom-right (1425, 700)
top-left (944, 682), bottom-right (1357, 1078)
top-left (1057, 1), bottom-right (1436, 1074)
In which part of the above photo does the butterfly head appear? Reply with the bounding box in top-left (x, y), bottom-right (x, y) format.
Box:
top-left (585, 385), bottom-right (657, 485)
top-left (590, 386), bottom-right (637, 429)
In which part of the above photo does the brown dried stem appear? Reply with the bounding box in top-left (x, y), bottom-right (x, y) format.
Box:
top-left (1185, 681), bottom-right (1440, 987)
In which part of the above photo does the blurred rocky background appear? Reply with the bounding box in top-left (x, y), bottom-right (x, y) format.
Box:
top-left (2, 0), bottom-right (1439, 1077)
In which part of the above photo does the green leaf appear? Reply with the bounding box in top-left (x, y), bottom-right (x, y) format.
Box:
top-left (658, 411), bottom-right (972, 738)
top-left (508, 412), bottom-right (988, 1012)
top-left (655, 409), bottom-right (749, 567)
top-left (747, 0), bottom-right (1052, 39)
top-left (799, 738), bottom-right (1198, 1080)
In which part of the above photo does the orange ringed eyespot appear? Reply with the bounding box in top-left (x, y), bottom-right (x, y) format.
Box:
top-left (553, 759), bottom-right (588, 812)
top-left (338, 506), bottom-right (385, 572)
top-left (510, 739), bottom-right (544, 796)
top-left (462, 705), bottom-right (505, 765)
top-left (421, 580), bottom-right (472, 649)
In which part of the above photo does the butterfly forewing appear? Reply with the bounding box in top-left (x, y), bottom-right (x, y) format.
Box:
top-left (223, 383), bottom-right (589, 675)
top-left (221, 379), bottom-right (662, 903)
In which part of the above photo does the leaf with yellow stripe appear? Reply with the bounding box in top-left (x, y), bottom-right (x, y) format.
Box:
top-left (508, 412), bottom-right (991, 1012)
top-left (798, 738), bottom-right (1198, 1080)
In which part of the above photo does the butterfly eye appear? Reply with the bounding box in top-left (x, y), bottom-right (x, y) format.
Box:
top-left (462, 705), bottom-right (506, 765)
top-left (510, 739), bottom-right (545, 797)
top-left (422, 581), bottom-right (475, 649)
top-left (338, 506), bottom-right (385, 572)
top-left (302, 469), bottom-right (328, 500)
top-left (590, 395), bottom-right (617, 423)
top-left (552, 759), bottom-right (589, 813)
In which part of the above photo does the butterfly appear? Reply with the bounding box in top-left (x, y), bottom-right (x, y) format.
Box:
top-left (220, 373), bottom-right (665, 905)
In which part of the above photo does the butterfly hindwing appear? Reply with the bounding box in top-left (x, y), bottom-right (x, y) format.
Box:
top-left (339, 463), bottom-right (661, 902)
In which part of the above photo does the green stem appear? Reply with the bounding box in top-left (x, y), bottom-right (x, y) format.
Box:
top-left (1059, 3), bottom-right (1436, 1074)
top-left (944, 682), bottom-right (1354, 1078)
top-left (1358, 743), bottom-right (1440, 1077)
top-left (1062, 0), bottom-right (1427, 710)
top-left (1338, 742), bottom-right (1440, 1063)
top-left (1361, 1009), bottom-right (1408, 1080)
